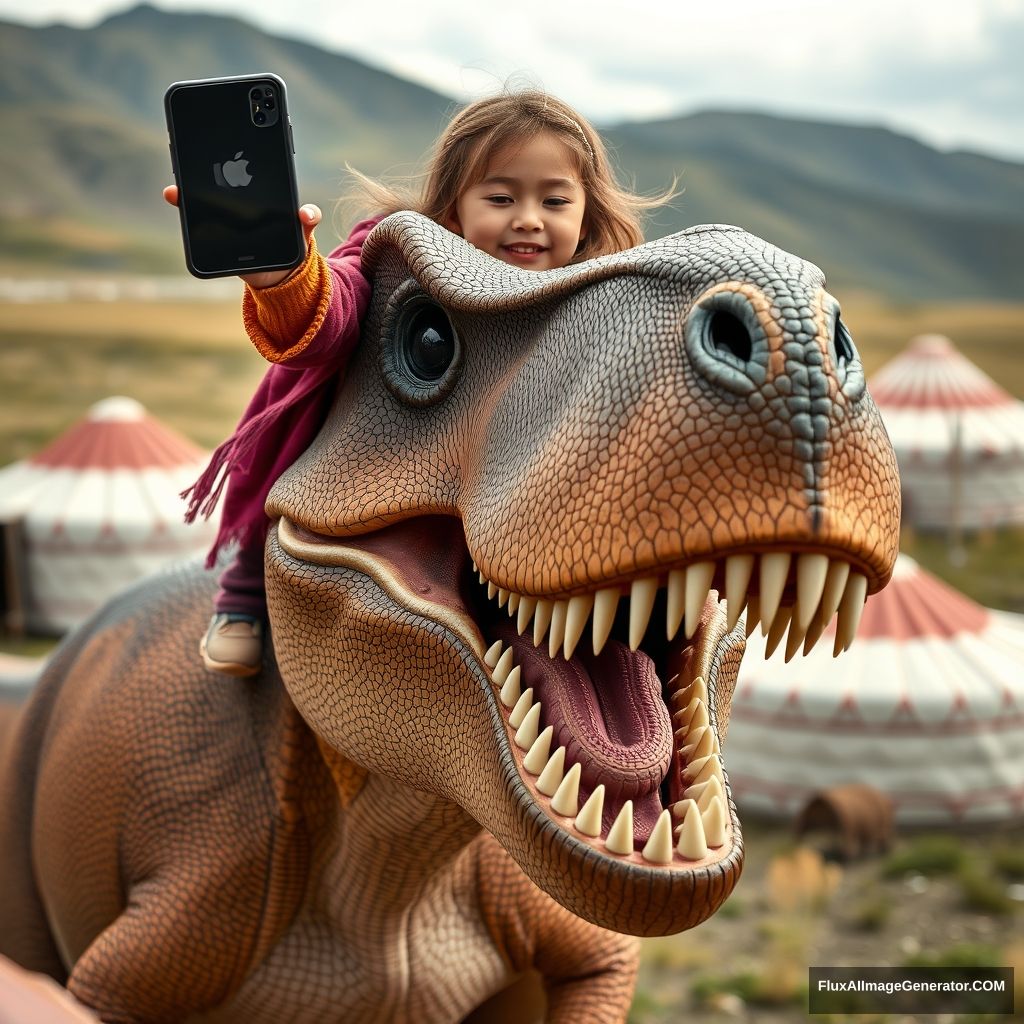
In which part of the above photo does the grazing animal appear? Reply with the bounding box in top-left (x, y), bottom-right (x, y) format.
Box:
top-left (795, 783), bottom-right (896, 861)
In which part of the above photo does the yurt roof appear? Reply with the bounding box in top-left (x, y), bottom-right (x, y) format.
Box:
top-left (0, 397), bottom-right (213, 539)
top-left (869, 335), bottom-right (1024, 459)
top-left (26, 396), bottom-right (203, 469)
top-left (727, 555), bottom-right (1024, 824)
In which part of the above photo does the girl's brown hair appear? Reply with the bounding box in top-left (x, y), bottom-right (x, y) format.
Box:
top-left (338, 88), bottom-right (678, 263)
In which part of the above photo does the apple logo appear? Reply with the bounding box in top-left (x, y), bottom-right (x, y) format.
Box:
top-left (214, 151), bottom-right (253, 188)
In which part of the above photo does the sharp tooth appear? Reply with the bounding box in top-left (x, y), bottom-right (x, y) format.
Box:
top-left (795, 553), bottom-right (829, 630)
top-left (514, 702), bottom-right (542, 749)
top-left (675, 800), bottom-right (709, 859)
top-left (533, 599), bottom-right (554, 647)
top-left (759, 552), bottom-right (791, 632)
top-left (725, 554), bottom-right (755, 632)
top-left (497, 587), bottom-right (510, 608)
top-left (681, 724), bottom-right (715, 761)
top-left (641, 809), bottom-right (674, 864)
top-left (686, 753), bottom-right (722, 785)
top-left (629, 577), bottom-right (658, 650)
top-left (492, 648), bottom-right (515, 684)
top-left (484, 641), bottom-right (503, 668)
top-left (695, 774), bottom-right (724, 812)
top-left (508, 687), bottom-right (535, 729)
top-left (574, 785), bottom-right (605, 837)
top-left (550, 762), bottom-right (582, 816)
top-left (784, 617), bottom-right (808, 662)
top-left (682, 780), bottom-right (710, 802)
top-left (487, 581), bottom-right (497, 600)
top-left (592, 587), bottom-right (619, 655)
top-left (745, 595), bottom-right (760, 638)
top-left (548, 600), bottom-right (568, 658)
top-left (821, 559), bottom-right (851, 624)
top-left (478, 570), bottom-right (486, 586)
top-left (690, 675), bottom-right (709, 705)
top-left (673, 696), bottom-right (708, 733)
top-left (685, 561), bottom-right (715, 639)
top-left (802, 603), bottom-right (830, 656)
top-left (523, 725), bottom-right (554, 773)
top-left (666, 568), bottom-right (686, 639)
top-left (536, 746), bottom-right (566, 796)
top-left (834, 572), bottom-right (868, 656)
top-left (517, 596), bottom-right (538, 635)
top-left (764, 605), bottom-right (792, 658)
top-left (605, 800), bottom-right (634, 856)
top-left (471, 558), bottom-right (478, 573)
top-left (564, 593), bottom-right (594, 660)
top-left (701, 795), bottom-right (728, 847)
top-left (499, 666), bottom-right (522, 708)
top-left (507, 592), bottom-right (521, 615)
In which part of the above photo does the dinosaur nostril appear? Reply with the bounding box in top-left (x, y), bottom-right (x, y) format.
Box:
top-left (708, 310), bottom-right (753, 363)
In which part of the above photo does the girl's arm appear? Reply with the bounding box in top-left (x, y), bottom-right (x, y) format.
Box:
top-left (240, 218), bottom-right (378, 371)
top-left (161, 187), bottom-right (375, 372)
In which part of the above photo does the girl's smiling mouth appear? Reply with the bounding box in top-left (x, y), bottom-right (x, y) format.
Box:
top-left (503, 243), bottom-right (549, 260)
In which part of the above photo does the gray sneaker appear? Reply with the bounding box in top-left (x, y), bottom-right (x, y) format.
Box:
top-left (200, 613), bottom-right (263, 677)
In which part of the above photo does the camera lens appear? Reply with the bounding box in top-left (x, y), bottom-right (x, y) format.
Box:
top-left (250, 88), bottom-right (262, 101)
top-left (254, 111), bottom-right (267, 125)
top-left (264, 87), bottom-right (274, 97)
top-left (264, 98), bottom-right (275, 110)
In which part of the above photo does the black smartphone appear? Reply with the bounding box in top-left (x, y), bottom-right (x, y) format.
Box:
top-left (164, 73), bottom-right (303, 279)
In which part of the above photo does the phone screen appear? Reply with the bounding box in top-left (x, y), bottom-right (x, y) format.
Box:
top-left (166, 75), bottom-right (302, 278)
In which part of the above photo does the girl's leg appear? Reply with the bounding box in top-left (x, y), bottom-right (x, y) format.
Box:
top-left (201, 538), bottom-right (267, 676)
top-left (214, 537), bottom-right (268, 620)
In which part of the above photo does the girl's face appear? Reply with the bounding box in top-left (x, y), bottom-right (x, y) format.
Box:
top-left (446, 131), bottom-right (587, 272)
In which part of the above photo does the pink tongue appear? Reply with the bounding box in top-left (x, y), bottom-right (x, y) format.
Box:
top-left (492, 620), bottom-right (673, 841)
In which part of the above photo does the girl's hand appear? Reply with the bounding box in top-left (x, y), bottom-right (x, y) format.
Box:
top-left (162, 185), bottom-right (320, 289)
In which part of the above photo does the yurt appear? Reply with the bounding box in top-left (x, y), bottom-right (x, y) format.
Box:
top-left (0, 397), bottom-right (217, 634)
top-left (870, 334), bottom-right (1024, 530)
top-left (726, 556), bottom-right (1024, 826)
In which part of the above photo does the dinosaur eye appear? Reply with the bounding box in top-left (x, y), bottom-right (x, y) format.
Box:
top-left (381, 289), bottom-right (464, 406)
top-left (404, 305), bottom-right (456, 382)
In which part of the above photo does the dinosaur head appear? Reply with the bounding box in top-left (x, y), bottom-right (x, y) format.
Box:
top-left (264, 212), bottom-right (900, 936)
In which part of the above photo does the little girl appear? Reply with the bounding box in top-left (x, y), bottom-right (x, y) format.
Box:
top-left (170, 88), bottom-right (675, 676)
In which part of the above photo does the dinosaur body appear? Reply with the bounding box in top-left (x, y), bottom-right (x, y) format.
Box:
top-left (0, 214), bottom-right (900, 1021)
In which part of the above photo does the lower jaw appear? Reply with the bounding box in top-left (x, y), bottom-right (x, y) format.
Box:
top-left (474, 583), bottom-right (739, 870)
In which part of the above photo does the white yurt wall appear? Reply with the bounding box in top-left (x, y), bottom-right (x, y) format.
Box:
top-left (0, 397), bottom-right (217, 634)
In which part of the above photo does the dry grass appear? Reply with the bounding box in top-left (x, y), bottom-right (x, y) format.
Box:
top-left (0, 299), bottom-right (264, 461)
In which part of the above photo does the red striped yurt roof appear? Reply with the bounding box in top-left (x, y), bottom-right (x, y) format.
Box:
top-left (726, 556), bottom-right (1024, 826)
top-left (870, 334), bottom-right (1015, 411)
top-left (0, 397), bottom-right (216, 634)
top-left (868, 336), bottom-right (1024, 529)
top-left (30, 396), bottom-right (204, 470)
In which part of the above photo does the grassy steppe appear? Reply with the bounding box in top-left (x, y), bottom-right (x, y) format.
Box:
top-left (1, 292), bottom-right (1023, 611)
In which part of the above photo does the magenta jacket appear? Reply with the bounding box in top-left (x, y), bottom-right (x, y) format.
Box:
top-left (183, 216), bottom-right (383, 565)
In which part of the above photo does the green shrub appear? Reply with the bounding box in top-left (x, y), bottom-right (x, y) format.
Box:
top-left (881, 836), bottom-right (966, 877)
top-left (991, 843), bottom-right (1024, 880)
top-left (957, 866), bottom-right (1015, 915)
top-left (903, 943), bottom-right (1003, 969)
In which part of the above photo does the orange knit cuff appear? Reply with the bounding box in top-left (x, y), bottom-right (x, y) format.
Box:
top-left (241, 235), bottom-right (334, 363)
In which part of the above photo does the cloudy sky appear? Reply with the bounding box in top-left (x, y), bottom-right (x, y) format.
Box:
top-left (3, 0), bottom-right (1023, 161)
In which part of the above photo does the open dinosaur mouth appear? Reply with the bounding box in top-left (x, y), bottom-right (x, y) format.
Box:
top-left (277, 515), bottom-right (869, 872)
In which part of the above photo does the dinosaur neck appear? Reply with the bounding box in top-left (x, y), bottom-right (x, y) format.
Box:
top-left (315, 761), bottom-right (482, 915)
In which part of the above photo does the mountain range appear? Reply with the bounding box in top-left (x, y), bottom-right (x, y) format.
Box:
top-left (1, 3), bottom-right (1022, 300)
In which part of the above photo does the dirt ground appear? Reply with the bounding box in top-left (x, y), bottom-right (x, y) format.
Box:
top-left (630, 819), bottom-right (1023, 1023)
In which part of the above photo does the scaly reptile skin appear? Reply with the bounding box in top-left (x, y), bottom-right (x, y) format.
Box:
top-left (0, 213), bottom-right (900, 1023)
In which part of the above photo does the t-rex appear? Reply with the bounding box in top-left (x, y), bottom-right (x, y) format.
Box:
top-left (0, 213), bottom-right (901, 1022)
